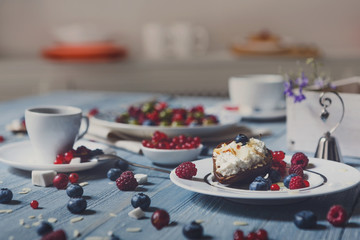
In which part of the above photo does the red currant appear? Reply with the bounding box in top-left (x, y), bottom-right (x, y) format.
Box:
top-left (151, 209), bottom-right (170, 230)
top-left (69, 173), bottom-right (79, 183)
top-left (304, 180), bottom-right (310, 187)
top-left (272, 151), bottom-right (285, 161)
top-left (270, 184), bottom-right (280, 191)
top-left (233, 230), bottom-right (244, 240)
top-left (53, 173), bottom-right (69, 189)
top-left (88, 108), bottom-right (99, 117)
top-left (54, 154), bottom-right (64, 164)
top-left (64, 150), bottom-right (74, 164)
top-left (30, 200), bottom-right (39, 209)
top-left (246, 232), bottom-right (258, 240)
top-left (0, 136), bottom-right (4, 143)
top-left (256, 229), bottom-right (268, 240)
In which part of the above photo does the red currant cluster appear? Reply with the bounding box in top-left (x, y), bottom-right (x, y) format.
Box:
top-left (142, 131), bottom-right (201, 150)
top-left (115, 101), bottom-right (218, 127)
top-left (54, 146), bottom-right (104, 164)
top-left (271, 150), bottom-right (286, 176)
top-left (234, 228), bottom-right (268, 240)
top-left (52, 173), bottom-right (79, 189)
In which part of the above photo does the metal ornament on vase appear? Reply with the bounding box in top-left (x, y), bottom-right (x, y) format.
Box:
top-left (314, 91), bottom-right (344, 162)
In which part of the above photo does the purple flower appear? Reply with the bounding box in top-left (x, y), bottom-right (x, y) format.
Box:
top-left (314, 77), bottom-right (324, 89)
top-left (295, 72), bottom-right (309, 88)
top-left (283, 81), bottom-right (294, 97)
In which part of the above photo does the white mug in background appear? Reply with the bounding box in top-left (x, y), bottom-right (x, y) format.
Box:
top-left (25, 106), bottom-right (89, 164)
top-left (169, 22), bottom-right (209, 59)
top-left (228, 74), bottom-right (285, 112)
top-left (142, 23), bottom-right (170, 60)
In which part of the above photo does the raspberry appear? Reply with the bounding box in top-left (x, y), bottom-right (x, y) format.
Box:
top-left (288, 165), bottom-right (304, 178)
top-left (116, 171), bottom-right (138, 191)
top-left (327, 205), bottom-right (347, 226)
top-left (175, 162), bottom-right (197, 179)
top-left (291, 152), bottom-right (309, 168)
top-left (289, 176), bottom-right (306, 190)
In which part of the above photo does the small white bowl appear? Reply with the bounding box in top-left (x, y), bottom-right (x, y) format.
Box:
top-left (141, 144), bottom-right (203, 166)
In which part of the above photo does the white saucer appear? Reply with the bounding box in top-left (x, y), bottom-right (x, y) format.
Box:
top-left (170, 156), bottom-right (360, 204)
top-left (0, 140), bottom-right (114, 172)
top-left (208, 101), bottom-right (286, 121)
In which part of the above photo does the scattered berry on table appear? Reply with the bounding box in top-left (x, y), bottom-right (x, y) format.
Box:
top-left (0, 188), bottom-right (13, 203)
top-left (64, 150), bottom-right (75, 164)
top-left (291, 152), bottom-right (309, 168)
top-left (116, 171), bottom-right (138, 191)
top-left (115, 159), bottom-right (129, 171)
top-left (107, 168), bottom-right (122, 181)
top-left (151, 209), bottom-right (170, 230)
top-left (249, 176), bottom-right (271, 191)
top-left (53, 174), bottom-right (69, 189)
top-left (142, 131), bottom-right (201, 150)
top-left (233, 229), bottom-right (245, 240)
top-left (289, 164), bottom-right (304, 178)
top-left (294, 210), bottom-right (317, 229)
top-left (131, 193), bottom-right (151, 210)
top-left (30, 200), bottom-right (39, 209)
top-left (67, 197), bottom-right (87, 214)
top-left (41, 229), bottom-right (66, 240)
top-left (182, 221), bottom-right (203, 239)
top-left (175, 162), bottom-right (197, 179)
top-left (0, 135), bottom-right (4, 143)
top-left (66, 184), bottom-right (84, 198)
top-left (272, 150), bottom-right (285, 161)
top-left (37, 221), bottom-right (53, 236)
top-left (283, 173), bottom-right (298, 188)
top-left (268, 169), bottom-right (281, 183)
top-left (289, 176), bottom-right (306, 190)
top-left (234, 134), bottom-right (249, 145)
top-left (256, 229), bottom-right (268, 240)
top-left (270, 184), bottom-right (280, 191)
top-left (246, 231), bottom-right (258, 240)
top-left (68, 173), bottom-right (79, 184)
top-left (327, 205), bottom-right (347, 226)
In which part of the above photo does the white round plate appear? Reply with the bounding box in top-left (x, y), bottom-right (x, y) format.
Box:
top-left (0, 140), bottom-right (114, 172)
top-left (170, 156), bottom-right (360, 204)
top-left (91, 111), bottom-right (240, 139)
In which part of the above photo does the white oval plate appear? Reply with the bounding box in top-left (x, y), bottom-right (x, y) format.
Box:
top-left (91, 110), bottom-right (240, 139)
top-left (0, 140), bottom-right (114, 172)
top-left (170, 156), bottom-right (360, 204)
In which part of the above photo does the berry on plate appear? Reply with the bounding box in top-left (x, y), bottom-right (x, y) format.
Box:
top-left (249, 176), bottom-right (271, 191)
top-left (67, 197), bottom-right (87, 214)
top-left (131, 193), bottom-right (151, 210)
top-left (294, 210), bottom-right (317, 229)
top-left (270, 184), bottom-right (280, 191)
top-left (0, 188), bottom-right (13, 203)
top-left (175, 162), bottom-right (197, 179)
top-left (327, 205), bottom-right (347, 226)
top-left (182, 221), bottom-right (203, 239)
top-left (151, 209), bottom-right (170, 230)
top-left (283, 173), bottom-right (298, 189)
top-left (66, 184), bottom-right (84, 198)
top-left (288, 164), bottom-right (304, 178)
top-left (116, 171), bottom-right (138, 191)
top-left (272, 150), bottom-right (285, 161)
top-left (289, 176), bottom-right (306, 190)
top-left (53, 173), bottom-right (69, 189)
top-left (291, 152), bottom-right (309, 168)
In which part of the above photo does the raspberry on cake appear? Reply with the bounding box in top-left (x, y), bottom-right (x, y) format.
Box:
top-left (212, 136), bottom-right (272, 184)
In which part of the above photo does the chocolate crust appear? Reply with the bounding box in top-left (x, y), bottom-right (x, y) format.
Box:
top-left (213, 147), bottom-right (272, 185)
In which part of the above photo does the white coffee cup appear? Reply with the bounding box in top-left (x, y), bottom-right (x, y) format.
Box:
top-left (228, 74), bottom-right (285, 112)
top-left (25, 106), bottom-right (89, 164)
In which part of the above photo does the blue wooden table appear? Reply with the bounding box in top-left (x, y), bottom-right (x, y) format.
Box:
top-left (0, 91), bottom-right (359, 240)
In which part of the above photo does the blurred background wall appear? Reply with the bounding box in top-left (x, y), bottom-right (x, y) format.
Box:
top-left (0, 0), bottom-right (359, 58)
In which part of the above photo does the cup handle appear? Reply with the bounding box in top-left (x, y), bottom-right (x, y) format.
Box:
top-left (77, 116), bottom-right (89, 140)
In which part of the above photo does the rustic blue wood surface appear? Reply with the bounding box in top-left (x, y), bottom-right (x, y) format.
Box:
top-left (0, 91), bottom-right (359, 240)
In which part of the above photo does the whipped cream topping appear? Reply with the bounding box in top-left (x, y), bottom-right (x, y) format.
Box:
top-left (213, 138), bottom-right (268, 177)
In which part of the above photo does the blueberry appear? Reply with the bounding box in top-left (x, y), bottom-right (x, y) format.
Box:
top-left (66, 184), bottom-right (84, 198)
top-left (234, 134), bottom-right (249, 145)
top-left (183, 221), bottom-right (203, 239)
top-left (294, 210), bottom-right (317, 229)
top-left (67, 197), bottom-right (87, 214)
top-left (283, 173), bottom-right (298, 188)
top-left (131, 193), bottom-right (151, 210)
top-left (269, 169), bottom-right (281, 183)
top-left (107, 168), bottom-right (122, 181)
top-left (115, 159), bottom-right (129, 171)
top-left (142, 120), bottom-right (155, 126)
top-left (0, 188), bottom-right (13, 203)
top-left (36, 221), bottom-right (53, 236)
top-left (249, 176), bottom-right (271, 191)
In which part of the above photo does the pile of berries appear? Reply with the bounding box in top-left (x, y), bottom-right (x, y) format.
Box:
top-left (234, 228), bottom-right (268, 240)
top-left (53, 172), bottom-right (79, 190)
top-left (285, 152), bottom-right (310, 190)
top-left (54, 145), bottom-right (104, 164)
top-left (142, 131), bottom-right (201, 150)
top-left (271, 150), bottom-right (286, 176)
top-left (115, 101), bottom-right (219, 127)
